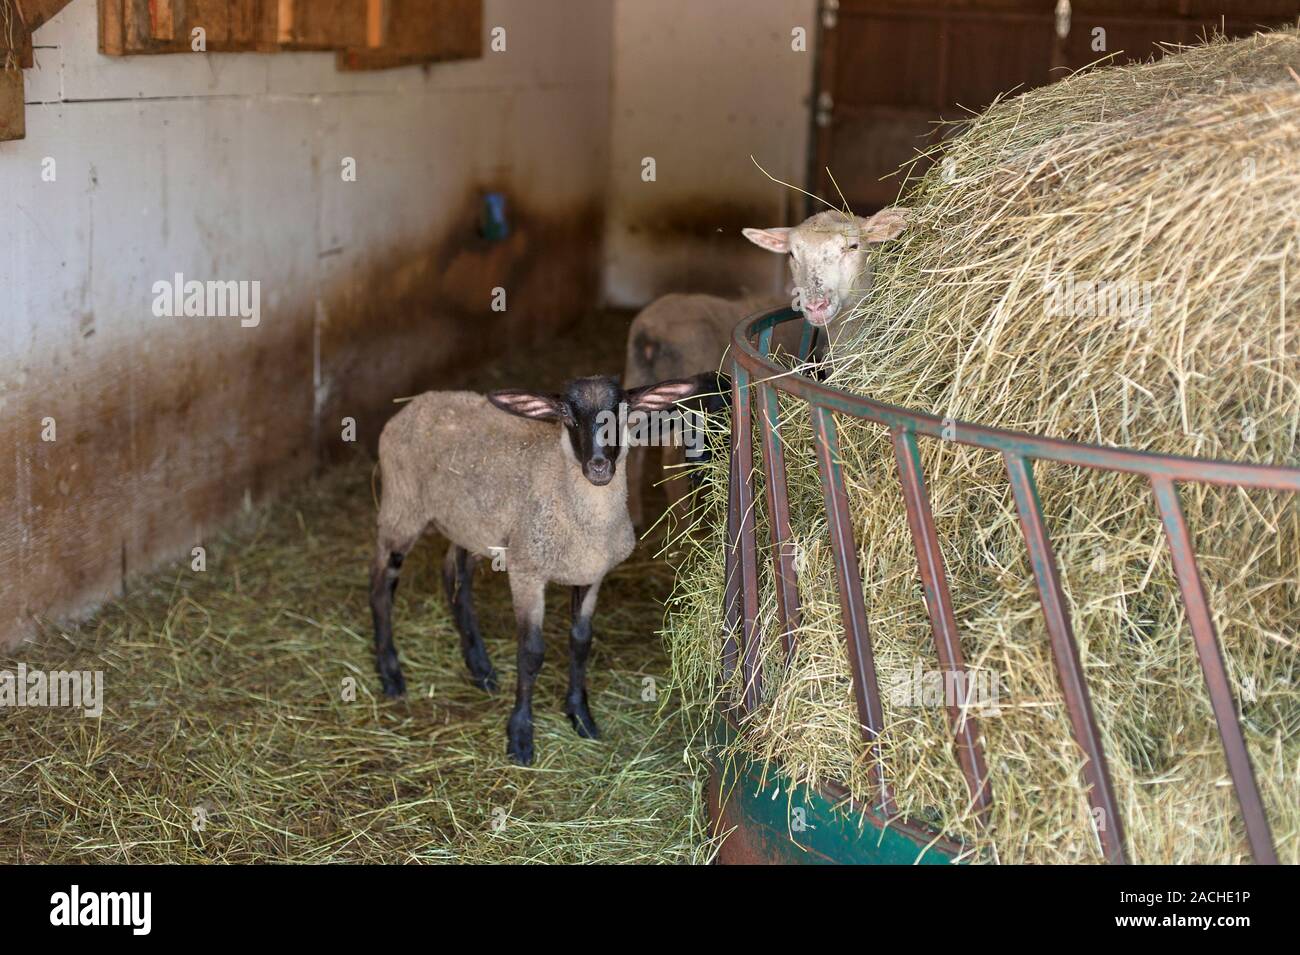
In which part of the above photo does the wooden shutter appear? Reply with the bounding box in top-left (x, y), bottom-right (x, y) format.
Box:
top-left (0, 67), bottom-right (22, 143)
top-left (337, 0), bottom-right (481, 71)
top-left (96, 0), bottom-right (481, 67)
top-left (99, 0), bottom-right (277, 55)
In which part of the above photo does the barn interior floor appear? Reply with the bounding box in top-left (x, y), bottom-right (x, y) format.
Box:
top-left (0, 308), bottom-right (713, 863)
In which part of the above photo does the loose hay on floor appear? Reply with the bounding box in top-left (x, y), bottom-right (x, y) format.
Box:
top-left (0, 306), bottom-right (714, 865)
top-left (0, 460), bottom-right (709, 864)
top-left (668, 29), bottom-right (1300, 864)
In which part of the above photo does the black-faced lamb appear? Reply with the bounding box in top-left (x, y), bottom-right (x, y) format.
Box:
top-left (369, 375), bottom-right (703, 765)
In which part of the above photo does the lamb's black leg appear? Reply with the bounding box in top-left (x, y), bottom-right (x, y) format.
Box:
top-left (564, 582), bottom-right (601, 740)
top-left (370, 549), bottom-right (408, 698)
top-left (442, 545), bottom-right (498, 692)
top-left (506, 575), bottom-right (546, 766)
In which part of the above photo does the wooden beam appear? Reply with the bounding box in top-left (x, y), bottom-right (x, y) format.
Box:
top-left (0, 66), bottom-right (23, 142)
top-left (0, 2), bottom-right (28, 65)
top-left (14, 0), bottom-right (74, 33)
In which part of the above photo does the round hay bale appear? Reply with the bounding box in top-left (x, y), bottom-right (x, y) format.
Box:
top-left (668, 28), bottom-right (1300, 864)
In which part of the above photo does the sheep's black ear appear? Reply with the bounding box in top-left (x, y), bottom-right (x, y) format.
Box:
top-left (702, 371), bottom-right (730, 396)
top-left (626, 378), bottom-right (704, 414)
top-left (488, 390), bottom-right (567, 421)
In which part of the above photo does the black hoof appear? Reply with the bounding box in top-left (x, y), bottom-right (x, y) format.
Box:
top-left (376, 645), bottom-right (406, 697)
top-left (380, 670), bottom-right (406, 698)
top-left (565, 699), bottom-right (600, 740)
top-left (507, 735), bottom-right (534, 766)
top-left (472, 668), bottom-right (499, 694)
top-left (507, 713), bottom-right (534, 765)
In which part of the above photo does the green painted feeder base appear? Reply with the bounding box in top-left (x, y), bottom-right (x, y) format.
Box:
top-left (706, 717), bottom-right (961, 865)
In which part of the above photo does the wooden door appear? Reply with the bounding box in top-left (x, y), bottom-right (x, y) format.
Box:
top-left (810, 0), bottom-right (1299, 213)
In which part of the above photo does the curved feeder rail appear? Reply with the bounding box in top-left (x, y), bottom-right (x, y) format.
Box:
top-left (717, 305), bottom-right (1296, 865)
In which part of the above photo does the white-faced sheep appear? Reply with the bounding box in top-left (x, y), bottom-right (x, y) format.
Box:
top-left (369, 375), bottom-right (704, 765)
top-left (623, 207), bottom-right (910, 526)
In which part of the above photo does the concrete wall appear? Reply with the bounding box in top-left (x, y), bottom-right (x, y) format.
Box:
top-left (0, 0), bottom-right (612, 645)
top-left (602, 0), bottom-right (816, 307)
top-left (1, 0), bottom-right (818, 645)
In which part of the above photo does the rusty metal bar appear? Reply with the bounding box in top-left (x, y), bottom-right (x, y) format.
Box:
top-left (757, 380), bottom-right (802, 659)
top-left (1004, 452), bottom-right (1127, 863)
top-left (1150, 477), bottom-right (1279, 865)
top-left (731, 364), bottom-right (762, 712)
top-left (891, 427), bottom-right (992, 818)
top-left (732, 310), bottom-right (1300, 496)
top-left (811, 404), bottom-right (893, 813)
top-left (723, 305), bottom-right (1298, 863)
top-left (755, 325), bottom-right (800, 657)
top-left (722, 410), bottom-right (740, 686)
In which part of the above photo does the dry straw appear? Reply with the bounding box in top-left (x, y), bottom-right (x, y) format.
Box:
top-left (0, 459), bottom-right (712, 863)
top-left (0, 306), bottom-right (714, 864)
top-left (668, 28), bottom-right (1300, 863)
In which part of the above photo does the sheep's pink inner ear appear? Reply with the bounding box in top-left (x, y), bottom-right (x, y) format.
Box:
top-left (742, 227), bottom-right (792, 254)
top-left (863, 208), bottom-right (909, 243)
top-left (629, 379), bottom-right (699, 413)
top-left (488, 391), bottom-right (563, 420)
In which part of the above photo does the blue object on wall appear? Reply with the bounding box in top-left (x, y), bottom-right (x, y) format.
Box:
top-left (480, 192), bottom-right (509, 241)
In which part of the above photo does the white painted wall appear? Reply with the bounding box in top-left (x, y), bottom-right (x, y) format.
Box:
top-left (603, 0), bottom-right (817, 307)
top-left (0, 0), bottom-right (818, 642)
top-left (0, 0), bottom-right (613, 644)
top-left (8, 0), bottom-right (610, 358)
